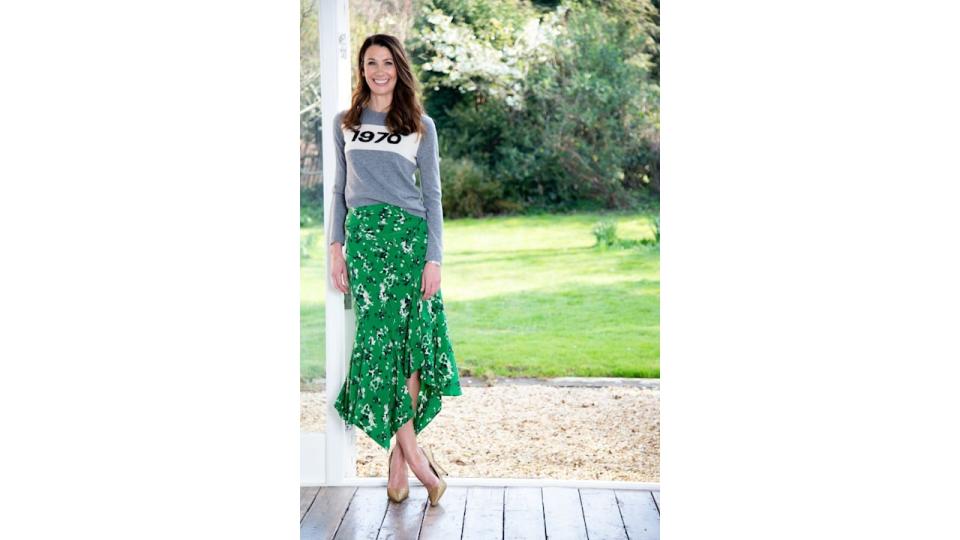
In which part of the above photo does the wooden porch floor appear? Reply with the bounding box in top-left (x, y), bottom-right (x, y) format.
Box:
top-left (301, 484), bottom-right (659, 539)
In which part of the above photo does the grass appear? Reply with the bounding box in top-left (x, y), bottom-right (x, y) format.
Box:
top-left (300, 209), bottom-right (659, 381)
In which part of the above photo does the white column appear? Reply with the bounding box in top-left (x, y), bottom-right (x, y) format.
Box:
top-left (320, 0), bottom-right (355, 486)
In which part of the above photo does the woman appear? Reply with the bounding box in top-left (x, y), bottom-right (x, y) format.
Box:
top-left (328, 34), bottom-right (461, 507)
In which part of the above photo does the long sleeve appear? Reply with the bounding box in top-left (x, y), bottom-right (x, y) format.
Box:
top-left (328, 111), bottom-right (348, 246)
top-left (417, 116), bottom-right (444, 263)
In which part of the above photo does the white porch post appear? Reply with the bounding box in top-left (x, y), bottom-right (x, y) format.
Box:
top-left (320, 0), bottom-right (355, 486)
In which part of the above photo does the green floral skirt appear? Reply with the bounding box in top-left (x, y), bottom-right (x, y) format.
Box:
top-left (333, 203), bottom-right (462, 450)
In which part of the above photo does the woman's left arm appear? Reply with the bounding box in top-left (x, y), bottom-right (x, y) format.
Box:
top-left (418, 116), bottom-right (444, 300)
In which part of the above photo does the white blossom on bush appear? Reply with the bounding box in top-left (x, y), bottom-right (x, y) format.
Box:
top-left (416, 6), bottom-right (569, 109)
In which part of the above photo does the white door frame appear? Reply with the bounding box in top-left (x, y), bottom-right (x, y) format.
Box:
top-left (317, 0), bottom-right (355, 487)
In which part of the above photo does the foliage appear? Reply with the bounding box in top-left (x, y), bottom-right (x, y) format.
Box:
top-left (592, 219), bottom-right (618, 247)
top-left (438, 156), bottom-right (510, 218)
top-left (410, 0), bottom-right (660, 212)
top-left (300, 0), bottom-right (320, 142)
top-left (577, 0), bottom-right (660, 82)
top-left (409, 0), bottom-right (566, 109)
top-left (300, 184), bottom-right (324, 228)
top-left (592, 215), bottom-right (659, 250)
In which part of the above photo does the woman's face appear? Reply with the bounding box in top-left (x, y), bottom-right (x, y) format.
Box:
top-left (362, 45), bottom-right (397, 99)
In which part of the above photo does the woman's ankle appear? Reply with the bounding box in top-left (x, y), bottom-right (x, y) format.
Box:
top-left (415, 447), bottom-right (440, 488)
top-left (400, 446), bottom-right (433, 487)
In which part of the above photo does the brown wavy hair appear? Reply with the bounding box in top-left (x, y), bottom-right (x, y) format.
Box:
top-left (341, 34), bottom-right (424, 137)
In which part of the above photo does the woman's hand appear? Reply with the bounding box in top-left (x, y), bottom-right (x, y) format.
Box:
top-left (421, 262), bottom-right (441, 300)
top-left (330, 243), bottom-right (349, 294)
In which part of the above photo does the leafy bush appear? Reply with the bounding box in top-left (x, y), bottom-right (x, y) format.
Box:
top-left (410, 0), bottom-right (565, 108)
top-left (592, 219), bottom-right (618, 247)
top-left (411, 0), bottom-right (660, 213)
top-left (439, 156), bottom-right (509, 218)
top-left (300, 184), bottom-right (324, 228)
top-left (513, 3), bottom-right (658, 208)
top-left (639, 214), bottom-right (660, 247)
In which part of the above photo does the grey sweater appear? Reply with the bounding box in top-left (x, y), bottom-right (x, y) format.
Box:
top-left (328, 106), bottom-right (444, 263)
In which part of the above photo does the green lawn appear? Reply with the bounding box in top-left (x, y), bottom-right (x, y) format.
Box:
top-left (300, 210), bottom-right (659, 381)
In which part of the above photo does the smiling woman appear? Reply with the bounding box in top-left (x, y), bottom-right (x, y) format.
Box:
top-left (328, 34), bottom-right (458, 508)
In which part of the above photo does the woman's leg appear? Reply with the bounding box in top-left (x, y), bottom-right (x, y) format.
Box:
top-left (395, 369), bottom-right (440, 489)
top-left (388, 435), bottom-right (409, 490)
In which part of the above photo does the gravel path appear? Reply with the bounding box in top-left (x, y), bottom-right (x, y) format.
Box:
top-left (301, 384), bottom-right (659, 483)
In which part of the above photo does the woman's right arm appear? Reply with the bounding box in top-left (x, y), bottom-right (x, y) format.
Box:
top-left (329, 111), bottom-right (350, 293)
top-left (329, 111), bottom-right (348, 249)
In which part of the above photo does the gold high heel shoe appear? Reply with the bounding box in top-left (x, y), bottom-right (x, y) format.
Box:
top-left (386, 445), bottom-right (409, 503)
top-left (420, 445), bottom-right (448, 506)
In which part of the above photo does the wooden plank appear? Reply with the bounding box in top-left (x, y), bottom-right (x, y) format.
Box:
top-left (542, 487), bottom-right (587, 540)
top-left (334, 487), bottom-right (389, 540)
top-left (580, 489), bottom-right (628, 540)
top-left (652, 490), bottom-right (660, 513)
top-left (503, 487), bottom-right (545, 540)
top-left (301, 486), bottom-right (356, 540)
top-left (301, 486), bottom-right (320, 523)
top-left (615, 489), bottom-right (659, 540)
top-left (377, 485), bottom-right (429, 540)
top-left (420, 486), bottom-right (468, 540)
top-left (462, 486), bottom-right (504, 540)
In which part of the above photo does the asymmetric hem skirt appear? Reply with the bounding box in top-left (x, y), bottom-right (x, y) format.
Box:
top-left (333, 203), bottom-right (462, 451)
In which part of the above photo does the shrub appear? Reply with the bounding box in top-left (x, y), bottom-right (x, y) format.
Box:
top-left (439, 156), bottom-right (508, 218)
top-left (639, 214), bottom-right (660, 247)
top-left (415, 1), bottom-right (660, 213)
top-left (592, 219), bottom-right (618, 247)
top-left (300, 184), bottom-right (324, 228)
